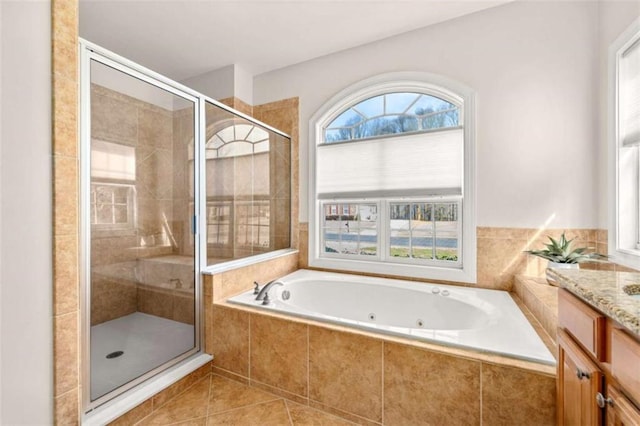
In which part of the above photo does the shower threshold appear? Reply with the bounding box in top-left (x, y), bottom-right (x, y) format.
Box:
top-left (90, 312), bottom-right (194, 400)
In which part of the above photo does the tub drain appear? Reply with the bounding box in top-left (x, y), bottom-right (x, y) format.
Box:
top-left (106, 351), bottom-right (124, 359)
top-left (416, 319), bottom-right (424, 327)
top-left (368, 313), bottom-right (376, 321)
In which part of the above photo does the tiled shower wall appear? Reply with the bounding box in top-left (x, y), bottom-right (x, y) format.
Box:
top-left (52, 0), bottom-right (81, 422)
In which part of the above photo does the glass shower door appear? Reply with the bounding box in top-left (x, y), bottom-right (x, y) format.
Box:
top-left (85, 56), bottom-right (199, 405)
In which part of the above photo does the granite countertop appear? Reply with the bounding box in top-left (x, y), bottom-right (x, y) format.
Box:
top-left (548, 268), bottom-right (640, 338)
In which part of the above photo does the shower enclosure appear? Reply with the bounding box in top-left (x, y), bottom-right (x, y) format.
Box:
top-left (80, 40), bottom-right (292, 416)
top-left (80, 44), bottom-right (203, 411)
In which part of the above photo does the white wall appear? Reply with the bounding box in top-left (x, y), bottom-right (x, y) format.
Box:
top-left (181, 63), bottom-right (254, 105)
top-left (0, 1), bottom-right (53, 424)
top-left (597, 1), bottom-right (640, 229)
top-left (254, 1), bottom-right (601, 229)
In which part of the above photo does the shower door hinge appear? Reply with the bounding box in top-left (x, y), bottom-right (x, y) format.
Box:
top-left (192, 215), bottom-right (197, 235)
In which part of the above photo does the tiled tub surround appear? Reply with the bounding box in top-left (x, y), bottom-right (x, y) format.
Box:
top-left (229, 269), bottom-right (555, 365)
top-left (210, 301), bottom-right (556, 425)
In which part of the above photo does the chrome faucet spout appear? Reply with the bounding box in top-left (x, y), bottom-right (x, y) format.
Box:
top-left (255, 280), bottom-right (284, 301)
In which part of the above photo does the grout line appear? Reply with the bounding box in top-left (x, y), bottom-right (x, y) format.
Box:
top-left (248, 312), bottom-right (252, 382)
top-left (284, 399), bottom-right (295, 425)
top-left (306, 324), bottom-right (310, 401)
top-left (479, 362), bottom-right (483, 426)
top-left (205, 374), bottom-right (212, 419)
top-left (380, 341), bottom-right (384, 425)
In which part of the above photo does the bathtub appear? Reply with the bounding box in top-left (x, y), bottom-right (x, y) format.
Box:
top-left (228, 269), bottom-right (555, 365)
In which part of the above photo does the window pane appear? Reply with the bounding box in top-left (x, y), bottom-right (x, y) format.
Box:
top-left (434, 203), bottom-right (459, 261)
top-left (385, 93), bottom-right (419, 114)
top-left (324, 92), bottom-right (459, 142)
top-left (410, 203), bottom-right (434, 260)
top-left (323, 203), bottom-right (377, 256)
top-left (390, 203), bottom-right (411, 258)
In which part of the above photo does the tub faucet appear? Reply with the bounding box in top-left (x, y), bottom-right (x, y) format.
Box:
top-left (255, 280), bottom-right (283, 302)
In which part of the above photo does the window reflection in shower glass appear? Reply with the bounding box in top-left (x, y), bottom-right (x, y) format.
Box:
top-left (88, 59), bottom-right (197, 402)
top-left (204, 102), bottom-right (291, 266)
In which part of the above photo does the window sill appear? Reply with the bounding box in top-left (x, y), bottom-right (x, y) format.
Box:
top-left (201, 248), bottom-right (298, 275)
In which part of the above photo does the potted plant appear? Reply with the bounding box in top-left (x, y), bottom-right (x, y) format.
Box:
top-left (525, 232), bottom-right (606, 285)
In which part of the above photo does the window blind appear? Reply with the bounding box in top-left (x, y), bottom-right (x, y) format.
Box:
top-left (621, 37), bottom-right (640, 147)
top-left (316, 128), bottom-right (463, 199)
top-left (91, 140), bottom-right (136, 181)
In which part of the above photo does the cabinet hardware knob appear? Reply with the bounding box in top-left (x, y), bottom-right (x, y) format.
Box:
top-left (576, 369), bottom-right (590, 380)
top-left (596, 392), bottom-right (613, 409)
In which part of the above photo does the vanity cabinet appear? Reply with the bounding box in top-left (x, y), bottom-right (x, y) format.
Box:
top-left (558, 289), bottom-right (640, 426)
top-left (558, 329), bottom-right (604, 425)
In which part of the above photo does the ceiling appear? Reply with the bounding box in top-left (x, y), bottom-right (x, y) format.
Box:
top-left (79, 0), bottom-right (513, 81)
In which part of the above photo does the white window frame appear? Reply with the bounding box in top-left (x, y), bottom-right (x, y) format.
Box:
top-left (90, 182), bottom-right (137, 234)
top-left (609, 17), bottom-right (640, 270)
top-left (309, 72), bottom-right (477, 283)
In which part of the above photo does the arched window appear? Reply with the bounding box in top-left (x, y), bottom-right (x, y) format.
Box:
top-left (324, 92), bottom-right (459, 143)
top-left (309, 73), bottom-right (476, 283)
top-left (206, 123), bottom-right (269, 159)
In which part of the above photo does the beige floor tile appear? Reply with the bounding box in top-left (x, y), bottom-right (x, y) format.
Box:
top-left (286, 401), bottom-right (354, 425)
top-left (138, 376), bottom-right (211, 425)
top-left (206, 399), bottom-right (292, 425)
top-left (208, 374), bottom-right (280, 415)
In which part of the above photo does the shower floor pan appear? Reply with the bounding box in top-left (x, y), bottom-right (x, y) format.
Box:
top-left (90, 312), bottom-right (194, 401)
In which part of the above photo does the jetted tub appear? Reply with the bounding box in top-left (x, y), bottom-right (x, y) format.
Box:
top-left (228, 269), bottom-right (555, 365)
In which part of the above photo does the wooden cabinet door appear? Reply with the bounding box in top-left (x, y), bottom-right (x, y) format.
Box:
top-left (558, 329), bottom-right (604, 426)
top-left (606, 386), bottom-right (640, 426)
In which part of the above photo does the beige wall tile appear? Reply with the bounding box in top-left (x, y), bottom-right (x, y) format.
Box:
top-left (53, 155), bottom-right (78, 236)
top-left (137, 287), bottom-right (174, 320)
top-left (54, 234), bottom-right (79, 315)
top-left (477, 236), bottom-right (528, 291)
top-left (52, 0), bottom-right (78, 41)
top-left (173, 293), bottom-right (195, 324)
top-left (250, 313), bottom-right (308, 397)
top-left (205, 301), bottom-right (213, 355)
top-left (54, 312), bottom-right (79, 396)
top-left (55, 389), bottom-right (79, 426)
top-left (91, 278), bottom-right (137, 325)
top-left (309, 327), bottom-right (382, 422)
top-left (212, 367), bottom-right (250, 385)
top-left (477, 227), bottom-right (530, 240)
top-left (384, 342), bottom-right (481, 425)
top-left (596, 229), bottom-right (608, 244)
top-left (52, 76), bottom-right (78, 157)
top-left (211, 305), bottom-right (250, 377)
top-left (481, 363), bottom-right (556, 425)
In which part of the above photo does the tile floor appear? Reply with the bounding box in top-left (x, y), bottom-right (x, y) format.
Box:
top-left (134, 373), bottom-right (354, 425)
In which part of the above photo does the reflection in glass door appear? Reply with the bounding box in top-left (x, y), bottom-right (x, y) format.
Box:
top-left (83, 53), bottom-right (200, 408)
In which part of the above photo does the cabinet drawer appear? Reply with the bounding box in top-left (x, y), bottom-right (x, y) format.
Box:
top-left (611, 328), bottom-right (640, 405)
top-left (558, 289), bottom-right (606, 360)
